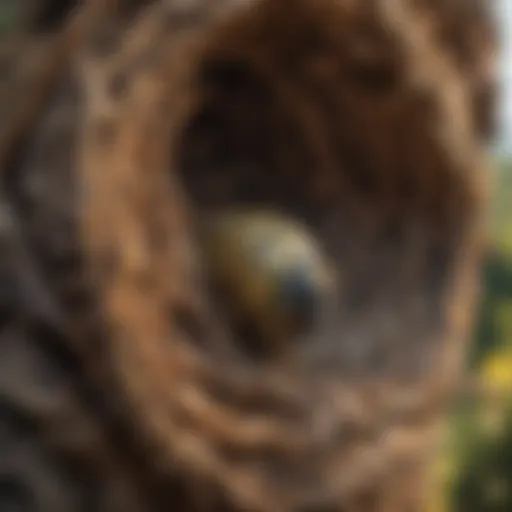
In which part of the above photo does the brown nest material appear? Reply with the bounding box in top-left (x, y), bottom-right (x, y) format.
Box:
top-left (0, 0), bottom-right (497, 510)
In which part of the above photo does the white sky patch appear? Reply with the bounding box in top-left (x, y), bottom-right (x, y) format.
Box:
top-left (496, 0), bottom-right (512, 153)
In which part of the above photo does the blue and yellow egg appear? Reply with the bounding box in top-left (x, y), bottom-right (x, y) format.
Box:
top-left (201, 210), bottom-right (336, 354)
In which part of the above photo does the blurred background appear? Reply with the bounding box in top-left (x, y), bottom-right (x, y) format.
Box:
top-left (429, 2), bottom-right (512, 511)
top-left (1, 1), bottom-right (512, 510)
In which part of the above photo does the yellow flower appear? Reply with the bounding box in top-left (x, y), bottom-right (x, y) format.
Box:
top-left (481, 352), bottom-right (512, 392)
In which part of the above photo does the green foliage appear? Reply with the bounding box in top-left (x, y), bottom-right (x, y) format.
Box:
top-left (466, 158), bottom-right (512, 367)
top-left (448, 395), bottom-right (512, 511)
top-left (471, 256), bottom-right (512, 365)
top-left (443, 158), bottom-right (512, 511)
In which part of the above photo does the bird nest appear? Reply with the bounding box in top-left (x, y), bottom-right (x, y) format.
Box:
top-left (0, 0), bottom-right (497, 510)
